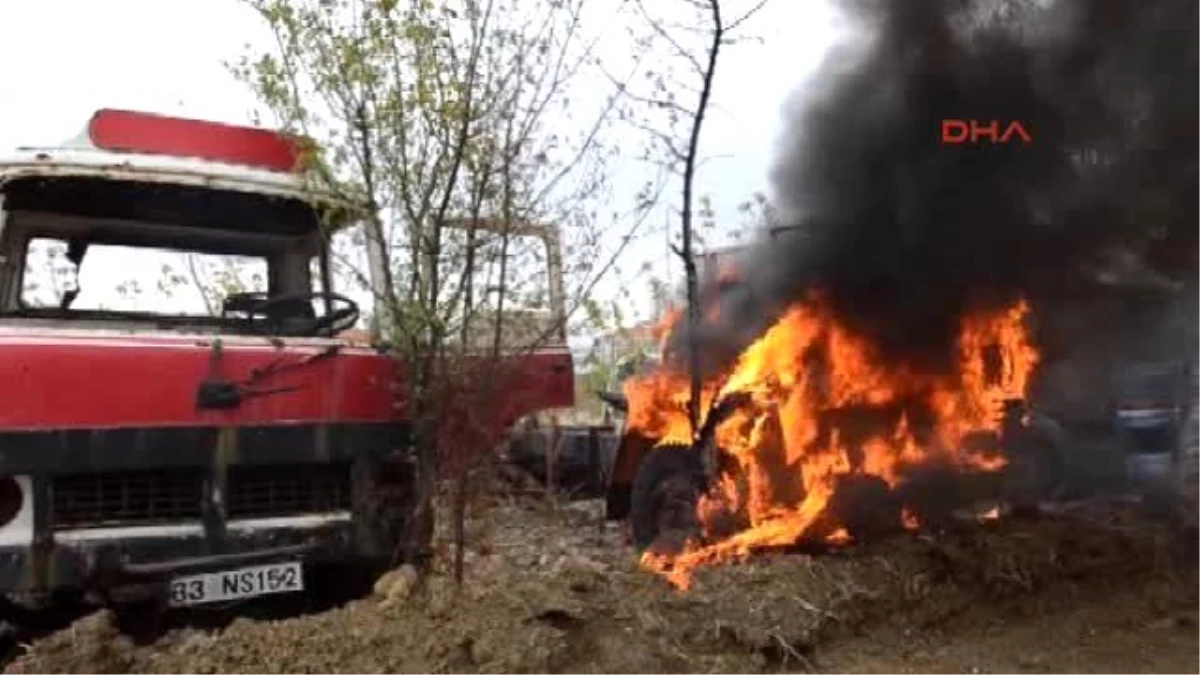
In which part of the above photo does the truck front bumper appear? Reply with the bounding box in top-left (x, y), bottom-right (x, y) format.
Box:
top-left (0, 513), bottom-right (372, 604)
top-left (0, 421), bottom-right (415, 603)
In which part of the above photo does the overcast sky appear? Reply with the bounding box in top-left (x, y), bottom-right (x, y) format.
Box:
top-left (0, 0), bottom-right (841, 328)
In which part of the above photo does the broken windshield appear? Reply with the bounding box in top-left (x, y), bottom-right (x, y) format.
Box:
top-left (21, 237), bottom-right (267, 316)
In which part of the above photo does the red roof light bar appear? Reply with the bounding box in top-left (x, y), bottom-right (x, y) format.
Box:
top-left (87, 109), bottom-right (305, 173)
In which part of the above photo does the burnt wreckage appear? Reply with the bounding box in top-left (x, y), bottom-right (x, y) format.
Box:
top-left (602, 0), bottom-right (1197, 558)
top-left (600, 243), bottom-right (1072, 555)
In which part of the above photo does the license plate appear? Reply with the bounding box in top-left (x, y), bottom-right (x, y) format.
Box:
top-left (168, 561), bottom-right (303, 607)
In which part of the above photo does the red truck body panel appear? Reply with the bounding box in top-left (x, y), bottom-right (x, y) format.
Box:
top-left (0, 330), bottom-right (574, 432)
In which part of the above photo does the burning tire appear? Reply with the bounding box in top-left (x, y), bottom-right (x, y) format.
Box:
top-left (630, 444), bottom-right (707, 552)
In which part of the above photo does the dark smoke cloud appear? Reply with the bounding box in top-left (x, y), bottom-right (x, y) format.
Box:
top-left (668, 0), bottom-right (1197, 377)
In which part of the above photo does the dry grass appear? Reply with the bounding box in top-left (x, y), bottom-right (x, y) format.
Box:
top-left (7, 496), bottom-right (1196, 674)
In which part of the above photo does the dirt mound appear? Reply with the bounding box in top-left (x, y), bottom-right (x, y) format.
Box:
top-left (6, 610), bottom-right (135, 675)
top-left (7, 502), bottom-right (1196, 674)
top-left (626, 507), bottom-right (1196, 669)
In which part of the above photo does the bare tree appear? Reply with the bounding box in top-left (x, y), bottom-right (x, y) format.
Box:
top-left (234, 0), bottom-right (672, 585)
top-left (625, 0), bottom-right (771, 473)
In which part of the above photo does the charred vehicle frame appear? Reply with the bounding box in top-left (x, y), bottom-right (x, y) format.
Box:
top-left (599, 243), bottom-right (1072, 554)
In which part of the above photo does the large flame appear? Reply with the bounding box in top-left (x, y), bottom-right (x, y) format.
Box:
top-left (625, 294), bottom-right (1038, 590)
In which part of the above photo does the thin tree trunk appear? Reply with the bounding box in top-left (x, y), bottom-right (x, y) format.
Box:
top-left (681, 0), bottom-right (724, 478)
top-left (411, 394), bottom-right (439, 580)
top-left (546, 415), bottom-right (563, 509)
top-left (451, 214), bottom-right (481, 587)
top-left (451, 466), bottom-right (470, 585)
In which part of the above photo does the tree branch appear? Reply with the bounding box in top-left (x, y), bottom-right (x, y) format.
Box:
top-left (680, 0), bottom-right (724, 449)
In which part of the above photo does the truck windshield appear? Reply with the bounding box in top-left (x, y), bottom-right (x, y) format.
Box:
top-left (0, 176), bottom-right (329, 330)
top-left (21, 237), bottom-right (267, 317)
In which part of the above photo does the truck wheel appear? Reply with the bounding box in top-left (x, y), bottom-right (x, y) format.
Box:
top-left (629, 444), bottom-right (706, 552)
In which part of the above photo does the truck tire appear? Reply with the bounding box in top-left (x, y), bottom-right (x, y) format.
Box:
top-left (629, 444), bottom-right (707, 552)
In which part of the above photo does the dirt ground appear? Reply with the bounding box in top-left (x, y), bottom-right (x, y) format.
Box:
top-left (6, 491), bottom-right (1198, 674)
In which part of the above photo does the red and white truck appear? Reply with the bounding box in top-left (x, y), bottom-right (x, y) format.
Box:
top-left (0, 109), bottom-right (573, 611)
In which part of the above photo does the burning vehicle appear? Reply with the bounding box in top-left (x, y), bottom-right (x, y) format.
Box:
top-left (603, 251), bottom-right (1057, 589)
top-left (0, 110), bottom-right (573, 612)
top-left (604, 0), bottom-right (1195, 589)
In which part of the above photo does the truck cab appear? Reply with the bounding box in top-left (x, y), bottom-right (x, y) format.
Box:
top-left (0, 110), bottom-right (573, 611)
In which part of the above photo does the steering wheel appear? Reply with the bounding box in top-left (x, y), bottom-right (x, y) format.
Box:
top-left (223, 291), bottom-right (361, 337)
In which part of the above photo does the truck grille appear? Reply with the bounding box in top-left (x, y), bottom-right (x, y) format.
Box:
top-left (51, 469), bottom-right (203, 529)
top-left (227, 464), bottom-right (352, 519)
top-left (51, 465), bottom-right (352, 530)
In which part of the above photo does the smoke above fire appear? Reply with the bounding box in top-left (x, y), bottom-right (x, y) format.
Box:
top-left (670, 0), bottom-right (1197, 377)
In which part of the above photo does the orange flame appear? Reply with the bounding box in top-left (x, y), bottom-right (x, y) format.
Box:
top-left (625, 295), bottom-right (1038, 589)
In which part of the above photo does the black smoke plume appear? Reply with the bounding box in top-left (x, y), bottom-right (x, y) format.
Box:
top-left (667, 0), bottom-right (1197, 378)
